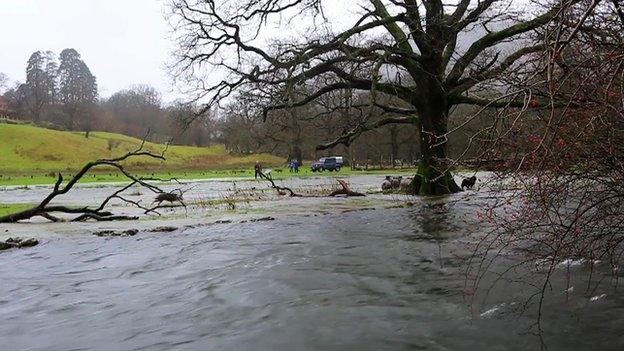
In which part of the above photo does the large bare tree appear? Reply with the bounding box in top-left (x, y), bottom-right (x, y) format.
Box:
top-left (169, 0), bottom-right (582, 195)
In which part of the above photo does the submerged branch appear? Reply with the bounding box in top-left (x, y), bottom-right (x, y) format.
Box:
top-left (256, 172), bottom-right (365, 197)
top-left (0, 134), bottom-right (180, 223)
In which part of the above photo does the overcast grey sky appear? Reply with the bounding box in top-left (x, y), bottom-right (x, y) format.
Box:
top-left (0, 0), bottom-right (178, 101)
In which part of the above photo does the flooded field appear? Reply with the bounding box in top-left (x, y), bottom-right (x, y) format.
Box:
top-left (1, 175), bottom-right (622, 350)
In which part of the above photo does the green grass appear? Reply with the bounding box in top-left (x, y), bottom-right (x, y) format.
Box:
top-left (0, 123), bottom-right (419, 186)
top-left (0, 123), bottom-right (283, 184)
top-left (0, 203), bottom-right (32, 217)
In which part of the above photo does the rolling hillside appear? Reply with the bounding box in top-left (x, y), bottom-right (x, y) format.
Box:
top-left (0, 123), bottom-right (283, 174)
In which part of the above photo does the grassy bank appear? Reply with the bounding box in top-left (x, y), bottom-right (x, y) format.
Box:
top-left (0, 123), bottom-right (420, 187)
top-left (0, 203), bottom-right (31, 217)
top-left (0, 123), bottom-right (283, 185)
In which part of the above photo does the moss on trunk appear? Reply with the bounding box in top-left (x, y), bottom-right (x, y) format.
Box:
top-left (407, 161), bottom-right (461, 195)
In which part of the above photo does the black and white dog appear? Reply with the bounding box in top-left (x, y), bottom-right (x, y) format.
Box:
top-left (461, 176), bottom-right (477, 190)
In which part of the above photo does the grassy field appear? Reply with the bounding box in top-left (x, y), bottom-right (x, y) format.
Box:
top-left (0, 203), bottom-right (31, 217)
top-left (0, 123), bottom-right (284, 185)
top-left (0, 123), bottom-right (419, 186)
top-left (0, 166), bottom-right (418, 186)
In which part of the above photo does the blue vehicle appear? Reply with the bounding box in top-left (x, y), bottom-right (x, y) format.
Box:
top-left (311, 156), bottom-right (343, 172)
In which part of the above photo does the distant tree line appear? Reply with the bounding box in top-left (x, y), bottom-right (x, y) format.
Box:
top-left (6, 49), bottom-right (96, 129)
top-left (0, 49), bottom-right (215, 146)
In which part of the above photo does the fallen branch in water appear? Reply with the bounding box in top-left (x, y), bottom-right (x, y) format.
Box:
top-left (328, 179), bottom-right (366, 197)
top-left (257, 170), bottom-right (301, 196)
top-left (256, 172), bottom-right (365, 198)
top-left (0, 133), bottom-right (185, 223)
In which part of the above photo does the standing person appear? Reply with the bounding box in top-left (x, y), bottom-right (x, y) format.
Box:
top-left (294, 159), bottom-right (300, 173)
top-left (254, 161), bottom-right (263, 179)
top-left (289, 160), bottom-right (294, 173)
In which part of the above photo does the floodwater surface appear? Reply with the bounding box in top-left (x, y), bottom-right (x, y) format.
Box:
top-left (0, 175), bottom-right (622, 350)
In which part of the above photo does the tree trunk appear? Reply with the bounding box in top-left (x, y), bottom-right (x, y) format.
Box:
top-left (409, 98), bottom-right (461, 195)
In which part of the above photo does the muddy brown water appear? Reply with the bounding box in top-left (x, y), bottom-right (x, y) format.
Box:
top-left (0, 175), bottom-right (622, 350)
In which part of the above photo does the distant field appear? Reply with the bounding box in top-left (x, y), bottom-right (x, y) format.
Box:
top-left (0, 123), bottom-right (419, 186)
top-left (0, 123), bottom-right (283, 182)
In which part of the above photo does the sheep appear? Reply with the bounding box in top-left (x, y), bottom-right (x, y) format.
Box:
top-left (382, 176), bottom-right (412, 192)
top-left (390, 176), bottom-right (402, 189)
top-left (381, 176), bottom-right (394, 191)
top-left (399, 177), bottom-right (413, 191)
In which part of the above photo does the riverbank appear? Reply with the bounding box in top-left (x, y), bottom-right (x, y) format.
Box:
top-left (0, 203), bottom-right (31, 217)
top-left (0, 122), bottom-right (426, 187)
top-left (0, 123), bottom-right (283, 183)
